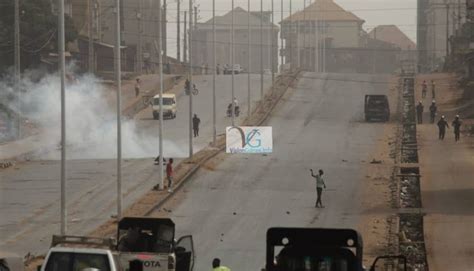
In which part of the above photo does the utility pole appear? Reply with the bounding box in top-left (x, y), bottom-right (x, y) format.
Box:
top-left (58, 0), bottom-right (67, 235)
top-left (184, 11), bottom-right (187, 63)
top-left (88, 0), bottom-right (94, 73)
top-left (189, 0), bottom-right (193, 158)
top-left (177, 0), bottom-right (181, 62)
top-left (260, 0), bottom-right (264, 100)
top-left (212, 0), bottom-right (216, 145)
top-left (231, 0), bottom-right (235, 126)
top-left (247, 0), bottom-right (251, 117)
top-left (163, 0), bottom-right (167, 64)
top-left (158, 0), bottom-right (164, 190)
top-left (115, 0), bottom-right (123, 218)
top-left (14, 0), bottom-right (20, 139)
top-left (136, 0), bottom-right (143, 73)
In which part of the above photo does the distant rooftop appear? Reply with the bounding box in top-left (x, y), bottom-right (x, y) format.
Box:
top-left (282, 0), bottom-right (364, 23)
top-left (368, 25), bottom-right (416, 50)
top-left (198, 7), bottom-right (278, 30)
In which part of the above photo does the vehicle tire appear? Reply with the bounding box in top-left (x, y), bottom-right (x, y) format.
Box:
top-left (153, 112), bottom-right (159, 120)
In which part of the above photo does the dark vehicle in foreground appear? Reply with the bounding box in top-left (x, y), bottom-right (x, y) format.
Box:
top-left (265, 228), bottom-right (406, 271)
top-left (364, 95), bottom-right (390, 122)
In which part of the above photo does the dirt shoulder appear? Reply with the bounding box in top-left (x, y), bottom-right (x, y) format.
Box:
top-left (358, 75), bottom-right (400, 266)
top-left (416, 73), bottom-right (474, 271)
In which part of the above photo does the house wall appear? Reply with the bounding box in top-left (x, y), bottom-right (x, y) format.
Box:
top-left (191, 28), bottom-right (278, 73)
top-left (281, 20), bottom-right (361, 71)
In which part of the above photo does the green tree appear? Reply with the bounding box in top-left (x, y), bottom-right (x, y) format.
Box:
top-left (0, 0), bottom-right (78, 73)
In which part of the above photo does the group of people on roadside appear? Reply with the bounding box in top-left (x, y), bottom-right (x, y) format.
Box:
top-left (417, 80), bottom-right (463, 142)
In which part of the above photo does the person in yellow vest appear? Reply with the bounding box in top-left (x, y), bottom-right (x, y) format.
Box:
top-left (212, 258), bottom-right (231, 271)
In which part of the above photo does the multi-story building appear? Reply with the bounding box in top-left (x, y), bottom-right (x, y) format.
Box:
top-left (280, 0), bottom-right (365, 71)
top-left (419, 0), bottom-right (466, 71)
top-left (190, 7), bottom-right (279, 74)
top-left (53, 0), bottom-right (163, 73)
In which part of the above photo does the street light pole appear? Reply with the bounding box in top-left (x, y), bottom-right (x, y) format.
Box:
top-left (260, 0), bottom-right (264, 100)
top-left (212, 0), bottom-right (217, 145)
top-left (14, 0), bottom-right (21, 139)
top-left (58, 0), bottom-right (67, 235)
top-left (177, 0), bottom-right (181, 62)
top-left (158, 0), bottom-right (164, 190)
top-left (290, 0), bottom-right (293, 70)
top-left (231, 0), bottom-right (235, 126)
top-left (247, 0), bottom-right (251, 117)
top-left (271, 0), bottom-right (275, 93)
top-left (188, 0), bottom-right (193, 158)
top-left (114, 0), bottom-right (123, 219)
top-left (88, 0), bottom-right (94, 73)
top-left (281, 0), bottom-right (284, 71)
top-left (137, 0), bottom-right (143, 73)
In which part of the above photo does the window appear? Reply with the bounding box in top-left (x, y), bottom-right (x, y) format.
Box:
top-left (45, 252), bottom-right (111, 271)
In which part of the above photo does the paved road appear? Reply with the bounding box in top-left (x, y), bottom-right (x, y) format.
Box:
top-left (135, 74), bottom-right (272, 156)
top-left (0, 74), bottom-right (271, 256)
top-left (153, 72), bottom-right (391, 271)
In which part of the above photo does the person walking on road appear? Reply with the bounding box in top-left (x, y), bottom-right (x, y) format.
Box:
top-left (135, 78), bottom-right (141, 97)
top-left (166, 158), bottom-right (174, 192)
top-left (310, 169), bottom-right (326, 208)
top-left (416, 101), bottom-right (424, 124)
top-left (431, 80), bottom-right (436, 99)
top-left (429, 100), bottom-right (437, 124)
top-left (421, 80), bottom-right (428, 98)
top-left (216, 64), bottom-right (221, 75)
top-left (437, 116), bottom-right (449, 140)
top-left (212, 258), bottom-right (231, 271)
top-left (192, 114), bottom-right (201, 137)
top-left (452, 115), bottom-right (462, 142)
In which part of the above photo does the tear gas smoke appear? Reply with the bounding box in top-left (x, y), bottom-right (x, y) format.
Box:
top-left (0, 70), bottom-right (186, 159)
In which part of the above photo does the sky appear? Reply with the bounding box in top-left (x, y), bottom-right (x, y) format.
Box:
top-left (163, 0), bottom-right (417, 59)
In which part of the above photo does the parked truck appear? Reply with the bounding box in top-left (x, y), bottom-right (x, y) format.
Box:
top-left (38, 217), bottom-right (194, 271)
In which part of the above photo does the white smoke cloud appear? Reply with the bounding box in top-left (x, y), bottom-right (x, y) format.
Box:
top-left (1, 69), bottom-right (186, 160)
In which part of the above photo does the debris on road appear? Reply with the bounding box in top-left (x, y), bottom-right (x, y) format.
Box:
top-left (370, 159), bottom-right (382, 164)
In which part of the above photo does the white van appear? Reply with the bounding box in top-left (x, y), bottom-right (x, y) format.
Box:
top-left (152, 93), bottom-right (177, 119)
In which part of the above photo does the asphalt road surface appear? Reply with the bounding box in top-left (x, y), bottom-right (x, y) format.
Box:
top-left (135, 74), bottom-right (272, 155)
top-left (153, 72), bottom-right (391, 271)
top-left (0, 74), bottom-right (271, 256)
